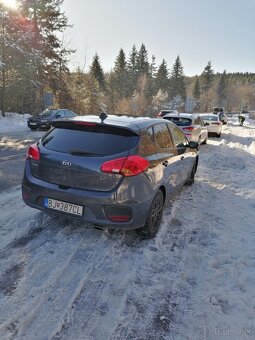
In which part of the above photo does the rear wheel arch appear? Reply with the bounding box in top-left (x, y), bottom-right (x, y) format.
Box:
top-left (159, 185), bottom-right (166, 203)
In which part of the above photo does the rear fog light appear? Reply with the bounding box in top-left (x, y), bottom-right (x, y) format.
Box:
top-left (104, 206), bottom-right (132, 223)
top-left (22, 189), bottom-right (30, 200)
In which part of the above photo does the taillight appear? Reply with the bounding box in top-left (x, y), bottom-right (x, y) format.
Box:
top-left (101, 155), bottom-right (149, 177)
top-left (26, 143), bottom-right (40, 161)
top-left (182, 127), bottom-right (195, 131)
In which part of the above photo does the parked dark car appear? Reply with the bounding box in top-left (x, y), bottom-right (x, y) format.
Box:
top-left (27, 109), bottom-right (76, 130)
top-left (22, 114), bottom-right (199, 237)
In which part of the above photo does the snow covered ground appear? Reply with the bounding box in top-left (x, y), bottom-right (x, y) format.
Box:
top-left (0, 116), bottom-right (255, 339)
top-left (0, 113), bottom-right (31, 133)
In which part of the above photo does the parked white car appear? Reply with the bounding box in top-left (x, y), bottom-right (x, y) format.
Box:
top-left (163, 113), bottom-right (208, 144)
top-left (199, 113), bottom-right (223, 137)
top-left (157, 109), bottom-right (178, 118)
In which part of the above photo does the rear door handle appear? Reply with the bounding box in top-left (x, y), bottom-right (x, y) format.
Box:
top-left (181, 156), bottom-right (185, 160)
top-left (162, 160), bottom-right (169, 167)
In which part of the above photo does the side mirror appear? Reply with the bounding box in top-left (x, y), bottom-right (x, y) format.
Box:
top-left (189, 141), bottom-right (199, 150)
top-left (56, 114), bottom-right (61, 118)
top-left (204, 122), bottom-right (209, 126)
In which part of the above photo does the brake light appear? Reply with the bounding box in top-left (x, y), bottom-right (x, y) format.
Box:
top-left (182, 127), bottom-right (195, 131)
top-left (101, 155), bottom-right (149, 177)
top-left (74, 122), bottom-right (96, 126)
top-left (26, 143), bottom-right (40, 161)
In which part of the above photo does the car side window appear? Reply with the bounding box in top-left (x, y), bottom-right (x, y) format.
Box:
top-left (171, 126), bottom-right (189, 148)
top-left (154, 123), bottom-right (173, 149)
top-left (139, 127), bottom-right (156, 156)
top-left (64, 110), bottom-right (72, 116)
top-left (196, 117), bottom-right (203, 126)
top-left (198, 117), bottom-right (204, 126)
top-left (194, 118), bottom-right (200, 125)
top-left (54, 111), bottom-right (62, 118)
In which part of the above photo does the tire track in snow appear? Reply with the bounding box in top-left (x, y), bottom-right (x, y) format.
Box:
top-left (1, 225), bottom-right (132, 340)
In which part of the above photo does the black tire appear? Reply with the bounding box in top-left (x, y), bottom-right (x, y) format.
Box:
top-left (139, 190), bottom-right (164, 238)
top-left (186, 158), bottom-right (198, 185)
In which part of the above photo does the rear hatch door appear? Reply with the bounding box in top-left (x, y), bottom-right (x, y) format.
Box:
top-left (30, 121), bottom-right (139, 191)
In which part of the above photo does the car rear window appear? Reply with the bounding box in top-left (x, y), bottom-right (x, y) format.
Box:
top-left (201, 116), bottom-right (218, 121)
top-left (164, 117), bottom-right (192, 126)
top-left (41, 126), bottom-right (139, 156)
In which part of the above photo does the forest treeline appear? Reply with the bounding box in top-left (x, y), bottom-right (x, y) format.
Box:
top-left (1, 0), bottom-right (255, 117)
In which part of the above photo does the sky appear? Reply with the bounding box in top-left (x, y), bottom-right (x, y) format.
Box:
top-left (62, 0), bottom-right (255, 76)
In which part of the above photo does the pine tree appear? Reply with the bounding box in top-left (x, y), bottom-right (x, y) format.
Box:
top-left (193, 76), bottom-right (201, 100)
top-left (201, 61), bottom-right (214, 93)
top-left (0, 4), bottom-right (12, 116)
top-left (136, 43), bottom-right (150, 76)
top-left (149, 55), bottom-right (157, 78)
top-left (21, 0), bottom-right (73, 112)
top-left (217, 70), bottom-right (228, 107)
top-left (90, 53), bottom-right (106, 91)
top-left (127, 45), bottom-right (138, 74)
top-left (145, 54), bottom-right (158, 101)
top-left (155, 59), bottom-right (169, 93)
top-left (169, 55), bottom-right (186, 100)
top-left (127, 45), bottom-right (138, 95)
top-left (112, 48), bottom-right (129, 98)
top-left (84, 74), bottom-right (101, 114)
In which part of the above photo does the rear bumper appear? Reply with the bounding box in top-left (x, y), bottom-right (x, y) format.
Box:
top-left (207, 126), bottom-right (222, 135)
top-left (27, 121), bottom-right (50, 129)
top-left (22, 164), bottom-right (153, 230)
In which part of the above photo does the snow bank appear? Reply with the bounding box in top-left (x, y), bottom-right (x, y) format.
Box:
top-left (0, 112), bottom-right (31, 133)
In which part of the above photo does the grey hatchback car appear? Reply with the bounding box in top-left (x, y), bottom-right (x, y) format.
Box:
top-left (22, 114), bottom-right (199, 237)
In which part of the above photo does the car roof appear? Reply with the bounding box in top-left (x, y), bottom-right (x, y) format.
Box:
top-left (199, 113), bottom-right (219, 116)
top-left (163, 113), bottom-right (198, 119)
top-left (160, 109), bottom-right (178, 112)
top-left (53, 114), bottom-right (175, 134)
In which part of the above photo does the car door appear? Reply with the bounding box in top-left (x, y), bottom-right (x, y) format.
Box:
top-left (169, 125), bottom-right (194, 183)
top-left (197, 116), bottom-right (208, 142)
top-left (153, 123), bottom-right (184, 194)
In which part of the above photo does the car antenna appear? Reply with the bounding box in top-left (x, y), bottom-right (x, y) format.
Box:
top-left (99, 112), bottom-right (108, 123)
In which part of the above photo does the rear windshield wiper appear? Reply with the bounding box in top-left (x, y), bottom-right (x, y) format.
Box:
top-left (70, 149), bottom-right (103, 157)
top-left (42, 136), bottom-right (53, 146)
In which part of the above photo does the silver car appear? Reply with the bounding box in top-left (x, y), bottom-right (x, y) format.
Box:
top-left (22, 114), bottom-right (199, 238)
top-left (163, 113), bottom-right (208, 145)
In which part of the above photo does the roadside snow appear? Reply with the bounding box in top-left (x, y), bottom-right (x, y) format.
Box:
top-left (0, 117), bottom-right (255, 339)
top-left (0, 113), bottom-right (31, 133)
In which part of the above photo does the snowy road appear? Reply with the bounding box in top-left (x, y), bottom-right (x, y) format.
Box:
top-left (0, 130), bottom-right (44, 191)
top-left (0, 118), bottom-right (255, 339)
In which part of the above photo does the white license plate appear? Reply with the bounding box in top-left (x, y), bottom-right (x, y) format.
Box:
top-left (44, 198), bottom-right (83, 216)
top-left (29, 122), bottom-right (37, 126)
